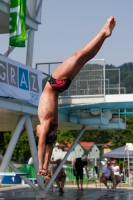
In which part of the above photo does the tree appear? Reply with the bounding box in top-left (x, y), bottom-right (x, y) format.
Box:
top-left (56, 130), bottom-right (78, 143)
top-left (56, 128), bottom-right (113, 153)
top-left (4, 131), bottom-right (38, 163)
top-left (111, 116), bottom-right (133, 149)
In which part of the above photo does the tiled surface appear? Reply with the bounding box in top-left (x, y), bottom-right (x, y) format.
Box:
top-left (0, 185), bottom-right (133, 200)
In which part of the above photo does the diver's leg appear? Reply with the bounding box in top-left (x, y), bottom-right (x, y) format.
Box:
top-left (52, 16), bottom-right (116, 80)
top-left (43, 144), bottom-right (53, 171)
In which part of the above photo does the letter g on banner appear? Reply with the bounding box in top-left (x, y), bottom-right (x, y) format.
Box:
top-left (0, 61), bottom-right (7, 83)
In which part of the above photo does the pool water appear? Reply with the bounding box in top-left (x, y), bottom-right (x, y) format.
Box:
top-left (98, 191), bottom-right (133, 200)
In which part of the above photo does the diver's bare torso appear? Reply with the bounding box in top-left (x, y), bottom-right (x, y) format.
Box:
top-left (38, 82), bottom-right (59, 127)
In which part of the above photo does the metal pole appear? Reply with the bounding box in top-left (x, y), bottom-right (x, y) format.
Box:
top-left (26, 0), bottom-right (37, 67)
top-left (94, 157), bottom-right (97, 166)
top-left (105, 69), bottom-right (120, 94)
top-left (30, 0), bottom-right (37, 18)
top-left (119, 69), bottom-right (120, 94)
top-left (45, 125), bottom-right (86, 193)
top-left (124, 109), bottom-right (126, 123)
top-left (128, 150), bottom-right (130, 186)
top-left (26, 31), bottom-right (35, 67)
top-left (118, 109), bottom-right (120, 123)
top-left (103, 59), bottom-right (105, 101)
top-left (0, 115), bottom-right (27, 182)
top-left (25, 115), bottom-right (44, 190)
top-left (108, 79), bottom-right (109, 94)
top-left (48, 63), bottom-right (50, 75)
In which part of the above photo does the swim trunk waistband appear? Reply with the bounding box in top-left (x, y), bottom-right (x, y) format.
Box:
top-left (47, 76), bottom-right (71, 93)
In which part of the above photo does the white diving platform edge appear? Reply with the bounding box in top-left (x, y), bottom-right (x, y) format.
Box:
top-left (0, 172), bottom-right (30, 176)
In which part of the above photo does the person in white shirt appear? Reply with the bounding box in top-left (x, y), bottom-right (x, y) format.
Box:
top-left (101, 159), bottom-right (116, 191)
top-left (28, 157), bottom-right (33, 164)
top-left (111, 160), bottom-right (121, 187)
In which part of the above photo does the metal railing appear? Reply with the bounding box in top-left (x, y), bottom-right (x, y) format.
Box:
top-left (36, 59), bottom-right (106, 96)
top-left (36, 59), bottom-right (124, 96)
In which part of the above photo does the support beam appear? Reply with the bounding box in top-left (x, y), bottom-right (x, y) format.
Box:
top-left (0, 115), bottom-right (27, 182)
top-left (26, 30), bottom-right (35, 67)
top-left (26, 0), bottom-right (37, 67)
top-left (92, 122), bottom-right (126, 129)
top-left (45, 125), bottom-right (86, 193)
top-left (0, 97), bottom-right (37, 115)
top-left (30, 0), bottom-right (37, 19)
top-left (70, 116), bottom-right (109, 125)
top-left (113, 112), bottom-right (133, 115)
top-left (25, 115), bottom-right (44, 190)
top-left (36, 0), bottom-right (43, 15)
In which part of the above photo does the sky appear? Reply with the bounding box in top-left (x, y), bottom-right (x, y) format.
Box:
top-left (0, 1), bottom-right (133, 68)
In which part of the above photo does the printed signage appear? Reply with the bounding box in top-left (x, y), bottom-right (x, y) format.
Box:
top-left (0, 55), bottom-right (42, 106)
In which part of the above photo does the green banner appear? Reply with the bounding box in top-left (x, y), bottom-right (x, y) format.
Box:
top-left (9, 0), bottom-right (27, 47)
top-left (18, 164), bottom-right (37, 178)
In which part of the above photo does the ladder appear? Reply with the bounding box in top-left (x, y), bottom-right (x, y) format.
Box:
top-left (123, 143), bottom-right (133, 186)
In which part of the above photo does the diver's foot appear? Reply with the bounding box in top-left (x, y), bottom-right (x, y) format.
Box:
top-left (101, 16), bottom-right (116, 38)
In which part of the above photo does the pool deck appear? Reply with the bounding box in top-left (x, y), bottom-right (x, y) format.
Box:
top-left (0, 184), bottom-right (133, 200)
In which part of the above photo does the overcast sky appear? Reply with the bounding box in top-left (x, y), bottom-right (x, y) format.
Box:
top-left (0, 1), bottom-right (133, 68)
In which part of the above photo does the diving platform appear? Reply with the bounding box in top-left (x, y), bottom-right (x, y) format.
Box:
top-left (1, 93), bottom-right (133, 132)
top-left (0, 172), bottom-right (30, 176)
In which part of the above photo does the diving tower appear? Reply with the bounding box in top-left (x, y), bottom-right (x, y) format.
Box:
top-left (0, 0), bottom-right (46, 193)
top-left (0, 1), bottom-right (133, 198)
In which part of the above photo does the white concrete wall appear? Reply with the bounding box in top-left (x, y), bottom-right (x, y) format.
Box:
top-left (88, 145), bottom-right (100, 159)
top-left (51, 143), bottom-right (84, 161)
top-left (67, 143), bottom-right (84, 161)
top-left (51, 146), bottom-right (64, 161)
top-left (51, 143), bottom-right (100, 162)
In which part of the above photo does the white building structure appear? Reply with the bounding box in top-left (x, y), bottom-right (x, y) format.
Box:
top-left (79, 141), bottom-right (100, 166)
top-left (51, 142), bottom-right (84, 162)
top-left (51, 142), bottom-right (100, 164)
top-left (87, 144), bottom-right (100, 159)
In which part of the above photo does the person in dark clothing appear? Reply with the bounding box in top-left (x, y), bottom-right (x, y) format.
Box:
top-left (73, 156), bottom-right (89, 190)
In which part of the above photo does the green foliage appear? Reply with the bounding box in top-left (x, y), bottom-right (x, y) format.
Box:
top-left (111, 116), bottom-right (133, 149)
top-left (56, 129), bottom-right (113, 145)
top-left (106, 62), bottom-right (133, 93)
top-left (80, 129), bottom-right (113, 144)
top-left (4, 131), bottom-right (38, 163)
top-left (56, 130), bottom-right (78, 143)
